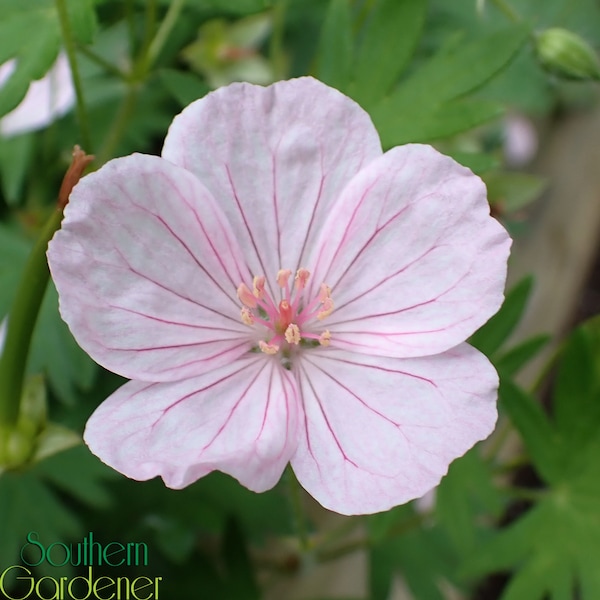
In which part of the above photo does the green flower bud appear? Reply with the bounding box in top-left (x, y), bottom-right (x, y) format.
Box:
top-left (0, 424), bottom-right (36, 468)
top-left (0, 375), bottom-right (46, 469)
top-left (535, 28), bottom-right (600, 81)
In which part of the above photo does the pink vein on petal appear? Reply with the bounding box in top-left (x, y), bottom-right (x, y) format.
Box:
top-left (225, 164), bottom-right (270, 282)
top-left (118, 184), bottom-right (240, 309)
top-left (298, 363), bottom-right (359, 468)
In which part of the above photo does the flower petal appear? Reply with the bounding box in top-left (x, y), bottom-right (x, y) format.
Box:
top-left (309, 144), bottom-right (511, 357)
top-left (48, 153), bottom-right (252, 382)
top-left (291, 344), bottom-right (497, 515)
top-left (1, 53), bottom-right (75, 137)
top-left (162, 77), bottom-right (382, 296)
top-left (84, 355), bottom-right (300, 491)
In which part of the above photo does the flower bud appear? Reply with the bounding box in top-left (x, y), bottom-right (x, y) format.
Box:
top-left (535, 28), bottom-right (600, 81)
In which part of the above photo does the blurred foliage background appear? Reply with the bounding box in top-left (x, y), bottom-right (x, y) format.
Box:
top-left (1, 0), bottom-right (600, 598)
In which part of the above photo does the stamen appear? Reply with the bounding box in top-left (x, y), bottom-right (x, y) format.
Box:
top-left (238, 268), bottom-right (334, 356)
top-left (253, 275), bottom-right (266, 299)
top-left (285, 324), bottom-right (301, 344)
top-left (277, 269), bottom-right (292, 288)
top-left (241, 307), bottom-right (254, 325)
top-left (319, 283), bottom-right (331, 302)
top-left (259, 340), bottom-right (279, 355)
top-left (295, 268), bottom-right (310, 290)
top-left (237, 283), bottom-right (257, 308)
top-left (317, 297), bottom-right (334, 320)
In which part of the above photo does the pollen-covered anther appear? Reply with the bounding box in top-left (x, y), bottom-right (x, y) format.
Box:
top-left (295, 268), bottom-right (310, 290)
top-left (277, 269), bottom-right (292, 288)
top-left (319, 283), bottom-right (331, 302)
top-left (319, 330), bottom-right (331, 346)
top-left (285, 324), bottom-right (301, 345)
top-left (259, 340), bottom-right (279, 355)
top-left (317, 297), bottom-right (334, 320)
top-left (253, 275), bottom-right (266, 299)
top-left (237, 283), bottom-right (257, 308)
top-left (241, 307), bottom-right (254, 326)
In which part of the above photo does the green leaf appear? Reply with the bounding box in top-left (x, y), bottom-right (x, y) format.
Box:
top-left (158, 69), bottom-right (210, 107)
top-left (470, 276), bottom-right (534, 357)
top-left (394, 25), bottom-right (530, 105)
top-left (467, 317), bottom-right (600, 598)
top-left (0, 0), bottom-right (94, 118)
top-left (317, 0), bottom-right (353, 91)
top-left (370, 25), bottom-right (530, 145)
top-left (180, 0), bottom-right (273, 15)
top-left (350, 0), bottom-right (426, 108)
top-left (495, 334), bottom-right (550, 377)
top-left (222, 518), bottom-right (261, 600)
top-left (66, 0), bottom-right (97, 44)
top-left (499, 378), bottom-right (561, 484)
top-left (0, 470), bottom-right (81, 571)
top-left (32, 445), bottom-right (117, 509)
top-left (370, 520), bottom-right (458, 600)
top-left (0, 133), bottom-right (35, 206)
top-left (0, 21), bottom-right (60, 119)
top-left (445, 150), bottom-right (500, 175)
top-left (436, 448), bottom-right (504, 556)
top-left (376, 98), bottom-right (504, 146)
top-left (553, 316), bottom-right (600, 456)
top-left (485, 171), bottom-right (547, 214)
top-left (30, 423), bottom-right (81, 464)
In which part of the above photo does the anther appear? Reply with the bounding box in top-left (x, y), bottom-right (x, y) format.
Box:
top-left (317, 298), bottom-right (334, 320)
top-left (241, 307), bottom-right (254, 325)
top-left (253, 275), bottom-right (266, 299)
top-left (237, 283), bottom-right (257, 308)
top-left (319, 283), bottom-right (331, 302)
top-left (277, 269), bottom-right (292, 288)
top-left (295, 268), bottom-right (310, 290)
top-left (285, 324), bottom-right (301, 345)
top-left (319, 330), bottom-right (331, 346)
top-left (259, 340), bottom-right (279, 355)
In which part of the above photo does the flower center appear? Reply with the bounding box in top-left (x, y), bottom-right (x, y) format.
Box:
top-left (237, 268), bottom-right (332, 355)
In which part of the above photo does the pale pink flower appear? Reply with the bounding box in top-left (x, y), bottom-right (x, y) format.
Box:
top-left (47, 78), bottom-right (510, 515)
top-left (0, 53), bottom-right (75, 137)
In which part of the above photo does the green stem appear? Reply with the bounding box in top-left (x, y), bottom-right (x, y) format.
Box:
top-left (286, 467), bottom-right (310, 552)
top-left (489, 0), bottom-right (522, 24)
top-left (138, 0), bottom-right (158, 71)
top-left (54, 0), bottom-right (93, 152)
top-left (97, 84), bottom-right (139, 165)
top-left (0, 148), bottom-right (93, 429)
top-left (146, 0), bottom-right (186, 70)
top-left (125, 0), bottom-right (137, 57)
top-left (76, 45), bottom-right (129, 80)
top-left (315, 512), bottom-right (426, 563)
top-left (0, 210), bottom-right (63, 426)
top-left (98, 0), bottom-right (186, 164)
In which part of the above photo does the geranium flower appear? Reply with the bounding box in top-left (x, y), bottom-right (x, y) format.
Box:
top-left (47, 77), bottom-right (510, 515)
top-left (0, 53), bottom-right (75, 137)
